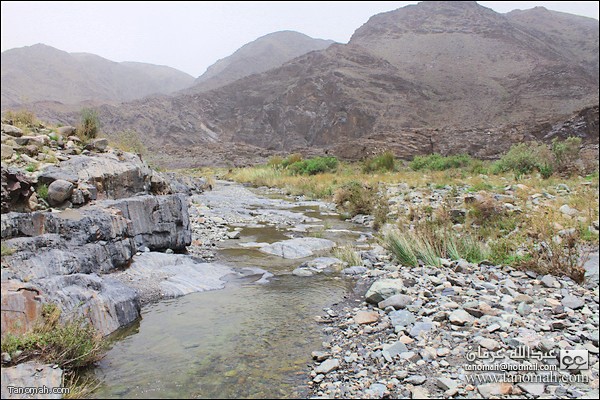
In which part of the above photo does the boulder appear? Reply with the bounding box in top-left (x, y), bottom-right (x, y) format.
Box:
top-left (378, 293), bottom-right (413, 310)
top-left (47, 179), bottom-right (74, 206)
top-left (0, 281), bottom-right (43, 338)
top-left (1, 165), bottom-right (35, 213)
top-left (365, 279), bottom-right (404, 304)
top-left (1, 123), bottom-right (23, 137)
top-left (85, 137), bottom-right (108, 152)
top-left (57, 126), bottom-right (76, 136)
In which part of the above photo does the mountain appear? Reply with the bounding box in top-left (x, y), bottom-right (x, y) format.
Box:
top-left (30, 2), bottom-right (600, 167)
top-left (1, 44), bottom-right (195, 108)
top-left (188, 30), bottom-right (335, 93)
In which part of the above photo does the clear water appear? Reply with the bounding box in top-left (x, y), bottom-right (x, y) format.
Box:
top-left (92, 190), bottom-right (369, 398)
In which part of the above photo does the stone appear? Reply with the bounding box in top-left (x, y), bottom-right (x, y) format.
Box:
top-left (405, 375), bottom-right (427, 385)
top-left (292, 268), bottom-right (314, 277)
top-left (449, 309), bottom-right (475, 325)
top-left (1, 123), bottom-right (23, 137)
top-left (300, 257), bottom-right (345, 272)
top-left (437, 348), bottom-right (451, 357)
top-left (411, 387), bottom-right (429, 399)
top-left (342, 266), bottom-right (368, 275)
top-left (1, 362), bottom-right (63, 399)
top-left (227, 230), bottom-right (241, 239)
top-left (365, 279), bottom-right (404, 304)
top-left (480, 338), bottom-right (501, 351)
top-left (86, 137), bottom-right (108, 152)
top-left (436, 378), bottom-right (458, 391)
top-left (364, 383), bottom-right (386, 399)
top-left (389, 310), bottom-right (416, 327)
top-left (355, 311), bottom-right (380, 325)
top-left (561, 294), bottom-right (585, 310)
top-left (382, 341), bottom-right (408, 358)
top-left (477, 383), bottom-right (513, 398)
top-left (47, 179), bottom-right (74, 206)
top-left (0, 144), bottom-right (13, 159)
top-left (518, 383), bottom-right (545, 397)
top-left (259, 237), bottom-right (335, 259)
top-left (559, 204), bottom-right (579, 216)
top-left (541, 275), bottom-right (559, 288)
top-left (315, 358), bottom-right (339, 375)
top-left (378, 293), bottom-right (413, 310)
top-left (409, 321), bottom-right (434, 338)
top-left (311, 351), bottom-right (329, 362)
top-left (57, 126), bottom-right (76, 136)
top-left (1, 281), bottom-right (43, 337)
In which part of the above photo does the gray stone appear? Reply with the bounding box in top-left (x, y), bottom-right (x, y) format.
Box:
top-left (1, 144), bottom-right (13, 159)
top-left (47, 179), bottom-right (74, 205)
top-left (382, 341), bottom-right (408, 358)
top-left (86, 137), bottom-right (108, 152)
top-left (389, 310), bottom-right (416, 327)
top-left (541, 275), bottom-right (559, 288)
top-left (477, 382), bottom-right (513, 398)
top-left (342, 266), bottom-right (368, 275)
top-left (259, 237), bottom-right (335, 259)
top-left (518, 383), bottom-right (545, 397)
top-left (227, 230), bottom-right (241, 239)
top-left (292, 268), bottom-right (314, 277)
top-left (561, 294), bottom-right (585, 310)
top-left (405, 375), bottom-right (427, 385)
top-left (436, 378), bottom-right (458, 391)
top-left (480, 338), bottom-right (501, 351)
top-left (378, 293), bottom-right (413, 310)
top-left (1, 362), bottom-right (63, 399)
top-left (449, 309), bottom-right (475, 325)
top-left (559, 204), bottom-right (579, 216)
top-left (411, 387), bottom-right (429, 399)
top-left (311, 351), bottom-right (329, 362)
top-left (300, 257), bottom-right (345, 272)
top-left (315, 358), bottom-right (340, 374)
top-left (409, 321), bottom-right (434, 338)
top-left (365, 279), bottom-right (404, 304)
top-left (364, 383), bottom-right (386, 399)
top-left (1, 123), bottom-right (23, 137)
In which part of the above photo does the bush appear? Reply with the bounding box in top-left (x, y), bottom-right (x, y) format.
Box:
top-left (3, 109), bottom-right (36, 127)
top-left (333, 245), bottom-right (362, 266)
top-left (1, 304), bottom-right (105, 370)
top-left (77, 108), bottom-right (100, 141)
top-left (410, 153), bottom-right (473, 171)
top-left (363, 151), bottom-right (395, 173)
top-left (288, 156), bottom-right (338, 175)
top-left (333, 181), bottom-right (375, 217)
top-left (281, 153), bottom-right (303, 168)
top-left (36, 183), bottom-right (49, 201)
top-left (267, 156), bottom-right (284, 169)
top-left (111, 129), bottom-right (147, 155)
top-left (552, 136), bottom-right (582, 175)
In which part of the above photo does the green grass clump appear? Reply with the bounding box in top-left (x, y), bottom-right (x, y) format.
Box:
top-left (333, 245), bottom-right (362, 266)
top-left (36, 184), bottom-right (49, 201)
top-left (77, 108), bottom-right (100, 141)
top-left (410, 153), bottom-right (473, 171)
top-left (288, 156), bottom-right (338, 175)
top-left (25, 163), bottom-right (37, 173)
top-left (3, 109), bottom-right (37, 128)
top-left (333, 181), bottom-right (375, 217)
top-left (363, 151), bottom-right (395, 173)
top-left (1, 242), bottom-right (15, 256)
top-left (110, 129), bottom-right (147, 156)
top-left (1, 304), bottom-right (105, 370)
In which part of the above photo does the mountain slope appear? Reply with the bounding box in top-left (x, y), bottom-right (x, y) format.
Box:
top-left (1, 44), bottom-right (195, 108)
top-left (188, 30), bottom-right (334, 93)
top-left (34, 2), bottom-right (599, 166)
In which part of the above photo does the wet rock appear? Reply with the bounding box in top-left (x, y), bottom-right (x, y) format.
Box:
top-left (259, 237), bottom-right (335, 259)
top-left (365, 279), bottom-right (404, 304)
top-left (292, 268), bottom-right (314, 277)
top-left (300, 257), bottom-right (345, 272)
top-left (311, 351), bottom-right (330, 362)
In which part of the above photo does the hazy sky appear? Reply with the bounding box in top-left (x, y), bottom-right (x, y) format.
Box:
top-left (1, 1), bottom-right (598, 77)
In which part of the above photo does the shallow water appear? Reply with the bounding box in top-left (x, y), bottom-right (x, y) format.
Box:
top-left (92, 185), bottom-right (370, 398)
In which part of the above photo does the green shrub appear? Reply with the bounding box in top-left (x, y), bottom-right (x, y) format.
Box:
top-left (36, 184), bottom-right (49, 201)
top-left (25, 163), bottom-right (37, 173)
top-left (110, 129), bottom-right (147, 155)
top-left (1, 304), bottom-right (105, 370)
top-left (281, 153), bottom-right (303, 168)
top-left (491, 141), bottom-right (558, 179)
top-left (77, 108), bottom-right (100, 141)
top-left (410, 153), bottom-right (473, 171)
top-left (288, 156), bottom-right (338, 175)
top-left (552, 136), bottom-right (582, 175)
top-left (333, 181), bottom-right (375, 217)
top-left (363, 151), bottom-right (395, 173)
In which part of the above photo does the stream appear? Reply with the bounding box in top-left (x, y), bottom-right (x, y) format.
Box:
top-left (91, 181), bottom-right (374, 398)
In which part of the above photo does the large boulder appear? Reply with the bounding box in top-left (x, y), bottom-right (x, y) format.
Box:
top-left (259, 237), bottom-right (335, 259)
top-left (47, 179), bottom-right (74, 206)
top-left (1, 166), bottom-right (35, 213)
top-left (1, 362), bottom-right (63, 399)
top-left (0, 281), bottom-right (43, 338)
top-left (1, 123), bottom-right (23, 138)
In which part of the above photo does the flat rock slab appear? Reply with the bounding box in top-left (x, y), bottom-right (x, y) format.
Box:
top-left (354, 311), bottom-right (380, 325)
top-left (259, 237), bottom-right (335, 259)
top-left (584, 252), bottom-right (599, 286)
top-left (1, 362), bottom-right (63, 399)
